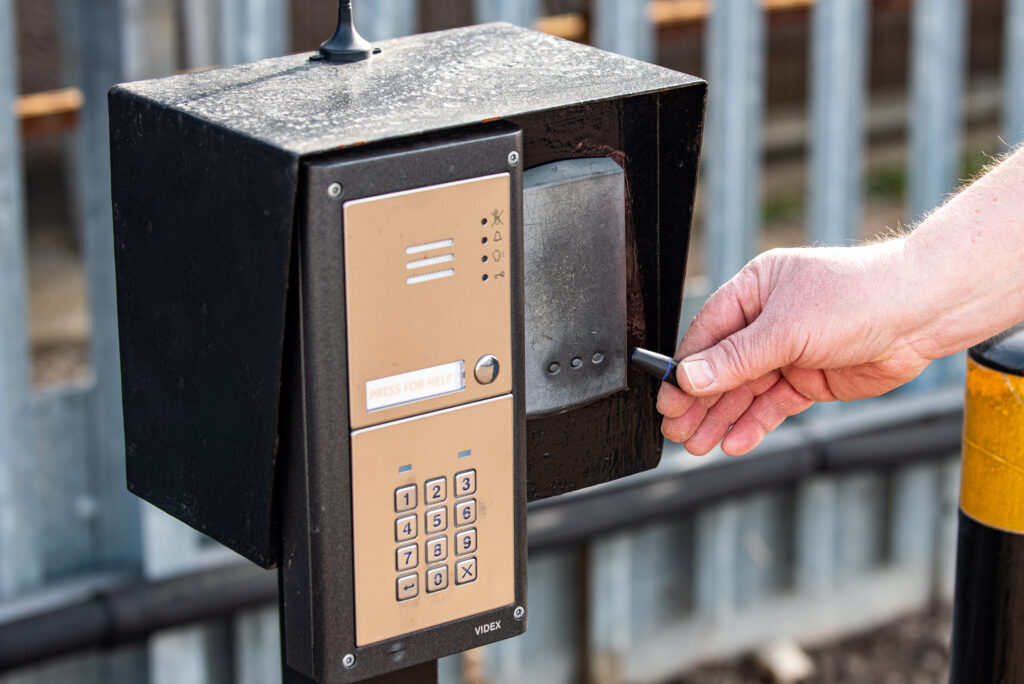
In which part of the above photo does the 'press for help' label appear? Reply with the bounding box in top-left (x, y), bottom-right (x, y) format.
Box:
top-left (366, 360), bottom-right (466, 412)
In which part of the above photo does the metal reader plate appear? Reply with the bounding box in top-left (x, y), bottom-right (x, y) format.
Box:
top-left (523, 158), bottom-right (627, 417)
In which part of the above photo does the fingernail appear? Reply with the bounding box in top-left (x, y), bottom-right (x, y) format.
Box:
top-left (682, 359), bottom-right (715, 390)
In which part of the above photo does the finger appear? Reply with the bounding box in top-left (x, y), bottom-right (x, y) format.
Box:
top-left (683, 385), bottom-right (756, 455)
top-left (662, 399), bottom-right (709, 443)
top-left (657, 381), bottom-right (694, 419)
top-left (673, 268), bottom-right (764, 361)
top-left (721, 378), bottom-right (813, 456)
top-left (677, 315), bottom-right (794, 398)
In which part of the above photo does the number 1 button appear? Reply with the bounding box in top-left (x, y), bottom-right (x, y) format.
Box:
top-left (395, 485), bottom-right (416, 512)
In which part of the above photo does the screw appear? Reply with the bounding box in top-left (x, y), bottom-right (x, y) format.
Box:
top-left (508, 151), bottom-right (520, 167)
top-left (342, 653), bottom-right (356, 669)
top-left (571, 357), bottom-right (583, 369)
top-left (592, 352), bottom-right (605, 364)
top-left (328, 182), bottom-right (343, 198)
top-left (513, 606), bottom-right (525, 620)
top-left (547, 362), bottom-right (560, 374)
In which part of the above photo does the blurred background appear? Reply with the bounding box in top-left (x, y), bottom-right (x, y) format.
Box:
top-left (1, 0), bottom-right (1022, 682)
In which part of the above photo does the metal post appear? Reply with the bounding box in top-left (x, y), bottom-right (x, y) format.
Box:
top-left (355, 0), bottom-right (417, 41)
top-left (218, 0), bottom-right (291, 65)
top-left (1005, 0), bottom-right (1024, 147)
top-left (0, 0), bottom-right (41, 600)
top-left (907, 0), bottom-right (968, 389)
top-left (808, 0), bottom-right (869, 247)
top-left (950, 323), bottom-right (1024, 682)
top-left (473, 0), bottom-right (540, 27)
top-left (703, 0), bottom-right (764, 289)
top-left (592, 0), bottom-right (654, 62)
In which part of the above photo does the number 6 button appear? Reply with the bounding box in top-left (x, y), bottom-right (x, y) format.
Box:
top-left (454, 469), bottom-right (476, 497)
top-left (455, 499), bottom-right (476, 527)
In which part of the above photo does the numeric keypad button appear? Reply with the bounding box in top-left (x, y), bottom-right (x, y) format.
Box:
top-left (425, 477), bottom-right (447, 505)
top-left (426, 565), bottom-right (449, 593)
top-left (455, 528), bottom-right (477, 555)
top-left (455, 499), bottom-right (476, 527)
top-left (454, 469), bottom-right (476, 497)
top-left (396, 544), bottom-right (418, 571)
top-left (455, 557), bottom-right (477, 585)
top-left (425, 506), bottom-right (448, 534)
top-left (425, 535), bottom-right (448, 563)
top-left (396, 573), bottom-right (419, 601)
top-left (394, 485), bottom-right (417, 512)
top-left (395, 514), bottom-right (417, 542)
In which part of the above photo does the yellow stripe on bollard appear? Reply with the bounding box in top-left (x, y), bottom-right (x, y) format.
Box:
top-left (961, 357), bottom-right (1024, 533)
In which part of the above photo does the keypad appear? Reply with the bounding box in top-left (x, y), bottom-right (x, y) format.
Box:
top-left (390, 469), bottom-right (480, 601)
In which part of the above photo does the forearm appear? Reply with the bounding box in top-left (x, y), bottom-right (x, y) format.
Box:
top-left (901, 147), bottom-right (1024, 359)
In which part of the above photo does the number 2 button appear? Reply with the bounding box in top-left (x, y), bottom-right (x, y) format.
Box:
top-left (425, 477), bottom-right (446, 505)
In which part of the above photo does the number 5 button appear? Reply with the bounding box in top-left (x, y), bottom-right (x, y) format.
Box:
top-left (455, 499), bottom-right (476, 527)
top-left (425, 506), bottom-right (448, 534)
top-left (454, 469), bottom-right (476, 497)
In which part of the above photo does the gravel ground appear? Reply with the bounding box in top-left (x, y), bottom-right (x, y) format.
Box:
top-left (674, 608), bottom-right (952, 684)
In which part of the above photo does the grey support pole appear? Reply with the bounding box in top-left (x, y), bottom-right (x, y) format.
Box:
top-left (218, 0), bottom-right (291, 65)
top-left (703, 0), bottom-right (764, 289)
top-left (808, 0), bottom-right (869, 247)
top-left (473, 0), bottom-right (540, 27)
top-left (907, 0), bottom-right (968, 390)
top-left (592, 0), bottom-right (654, 62)
top-left (1005, 0), bottom-right (1024, 147)
top-left (355, 0), bottom-right (418, 41)
top-left (0, 0), bottom-right (41, 599)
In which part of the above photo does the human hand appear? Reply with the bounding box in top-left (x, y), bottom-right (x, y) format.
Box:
top-left (658, 241), bottom-right (933, 456)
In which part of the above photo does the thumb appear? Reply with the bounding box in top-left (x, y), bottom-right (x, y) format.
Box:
top-left (675, 319), bottom-right (785, 395)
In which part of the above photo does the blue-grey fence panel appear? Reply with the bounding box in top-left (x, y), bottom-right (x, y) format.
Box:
top-left (356, 0), bottom-right (418, 41)
top-left (1006, 0), bottom-right (1024, 146)
top-left (808, 0), bottom-right (869, 247)
top-left (0, 0), bottom-right (40, 600)
top-left (592, 0), bottom-right (654, 62)
top-left (703, 0), bottom-right (764, 289)
top-left (473, 0), bottom-right (540, 26)
top-left (217, 0), bottom-right (291, 65)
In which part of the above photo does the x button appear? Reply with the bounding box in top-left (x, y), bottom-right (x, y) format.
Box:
top-left (455, 557), bottom-right (477, 585)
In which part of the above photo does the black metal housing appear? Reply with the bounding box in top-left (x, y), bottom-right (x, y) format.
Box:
top-left (109, 22), bottom-right (705, 570)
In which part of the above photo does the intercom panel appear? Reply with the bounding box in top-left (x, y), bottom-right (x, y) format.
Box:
top-left (280, 124), bottom-right (527, 682)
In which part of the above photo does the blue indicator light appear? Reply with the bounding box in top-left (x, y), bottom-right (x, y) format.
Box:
top-left (398, 464), bottom-right (412, 473)
top-left (458, 450), bottom-right (472, 459)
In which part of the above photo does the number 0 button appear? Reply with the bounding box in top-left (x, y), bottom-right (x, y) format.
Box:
top-left (426, 565), bottom-right (449, 593)
top-left (454, 469), bottom-right (476, 497)
top-left (455, 499), bottom-right (476, 527)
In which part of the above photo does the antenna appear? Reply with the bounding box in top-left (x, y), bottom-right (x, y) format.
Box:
top-left (312, 0), bottom-right (375, 63)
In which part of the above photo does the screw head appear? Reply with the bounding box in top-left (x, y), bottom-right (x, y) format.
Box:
top-left (328, 182), bottom-right (343, 198)
top-left (508, 151), bottom-right (520, 167)
top-left (547, 362), bottom-right (560, 374)
top-left (513, 606), bottom-right (525, 620)
top-left (592, 352), bottom-right (604, 364)
top-left (570, 357), bottom-right (583, 369)
top-left (342, 653), bottom-right (356, 669)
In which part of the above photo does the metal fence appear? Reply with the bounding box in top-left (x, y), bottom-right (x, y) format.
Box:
top-left (1, 0), bottom-right (1023, 682)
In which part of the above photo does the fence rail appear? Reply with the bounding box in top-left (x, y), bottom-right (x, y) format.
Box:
top-left (2, 1), bottom-right (1021, 683)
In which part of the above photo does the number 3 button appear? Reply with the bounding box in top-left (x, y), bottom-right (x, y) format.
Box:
top-left (454, 469), bottom-right (476, 497)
